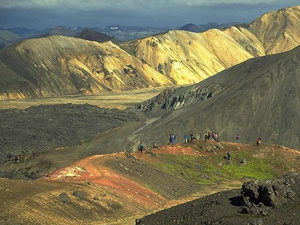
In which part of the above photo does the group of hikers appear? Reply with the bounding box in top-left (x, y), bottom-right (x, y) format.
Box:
top-left (204, 131), bottom-right (219, 142)
top-left (137, 132), bottom-right (262, 153)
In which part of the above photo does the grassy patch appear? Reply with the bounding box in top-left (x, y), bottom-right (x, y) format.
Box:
top-left (151, 154), bottom-right (228, 185)
top-left (150, 149), bottom-right (291, 185)
top-left (220, 151), bottom-right (279, 180)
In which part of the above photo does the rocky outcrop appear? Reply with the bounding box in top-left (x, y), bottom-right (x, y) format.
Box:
top-left (241, 174), bottom-right (300, 216)
top-left (134, 84), bottom-right (223, 115)
top-left (242, 177), bottom-right (296, 207)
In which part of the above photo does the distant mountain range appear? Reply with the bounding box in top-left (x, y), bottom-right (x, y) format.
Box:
top-left (0, 25), bottom-right (173, 49)
top-left (0, 5), bottom-right (300, 100)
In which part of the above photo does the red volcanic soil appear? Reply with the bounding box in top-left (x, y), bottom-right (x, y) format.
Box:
top-left (43, 154), bottom-right (165, 209)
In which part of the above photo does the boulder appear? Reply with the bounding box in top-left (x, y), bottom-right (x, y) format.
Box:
top-left (242, 177), bottom-right (296, 207)
top-left (73, 191), bottom-right (86, 200)
top-left (59, 192), bottom-right (71, 204)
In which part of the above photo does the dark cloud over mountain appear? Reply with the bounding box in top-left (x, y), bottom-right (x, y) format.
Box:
top-left (0, 0), bottom-right (299, 28)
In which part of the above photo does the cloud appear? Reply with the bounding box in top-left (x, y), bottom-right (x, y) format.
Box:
top-left (1, 0), bottom-right (297, 9)
top-left (0, 0), bottom-right (299, 28)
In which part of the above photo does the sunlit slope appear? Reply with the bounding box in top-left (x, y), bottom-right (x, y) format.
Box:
top-left (124, 5), bottom-right (300, 85)
top-left (248, 5), bottom-right (300, 54)
top-left (124, 29), bottom-right (254, 85)
top-left (0, 35), bottom-right (172, 99)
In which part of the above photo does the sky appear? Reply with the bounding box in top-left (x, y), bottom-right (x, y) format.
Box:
top-left (0, 0), bottom-right (299, 29)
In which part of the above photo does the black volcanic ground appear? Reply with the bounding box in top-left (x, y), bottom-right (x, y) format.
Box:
top-left (137, 174), bottom-right (300, 225)
top-left (0, 104), bottom-right (142, 163)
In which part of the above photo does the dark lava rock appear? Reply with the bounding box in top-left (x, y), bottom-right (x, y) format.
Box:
top-left (242, 177), bottom-right (296, 207)
top-left (59, 192), bottom-right (71, 204)
top-left (73, 191), bottom-right (86, 200)
top-left (136, 174), bottom-right (300, 225)
top-left (0, 104), bottom-right (141, 163)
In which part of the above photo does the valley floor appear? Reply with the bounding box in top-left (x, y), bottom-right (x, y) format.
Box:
top-left (0, 87), bottom-right (167, 110)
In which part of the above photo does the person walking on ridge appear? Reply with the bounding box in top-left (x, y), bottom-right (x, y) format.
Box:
top-left (184, 133), bottom-right (188, 144)
top-left (171, 134), bottom-right (176, 146)
top-left (236, 134), bottom-right (240, 143)
top-left (169, 133), bottom-right (172, 145)
top-left (138, 142), bottom-right (144, 153)
top-left (256, 137), bottom-right (261, 146)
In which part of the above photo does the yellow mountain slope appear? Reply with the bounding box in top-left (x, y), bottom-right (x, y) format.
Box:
top-left (123, 29), bottom-right (254, 85)
top-left (123, 5), bottom-right (300, 85)
top-left (0, 36), bottom-right (172, 99)
top-left (248, 5), bottom-right (300, 54)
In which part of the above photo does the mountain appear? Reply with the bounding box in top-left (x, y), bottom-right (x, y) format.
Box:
top-left (180, 22), bottom-right (240, 33)
top-left (0, 35), bottom-right (172, 99)
top-left (247, 6), bottom-right (300, 54)
top-left (4, 27), bottom-right (45, 38)
top-left (121, 29), bottom-right (255, 85)
top-left (0, 30), bottom-right (20, 48)
top-left (123, 5), bottom-right (300, 85)
top-left (38, 26), bottom-right (78, 37)
top-left (75, 28), bottom-right (118, 43)
top-left (132, 45), bottom-right (300, 149)
top-left (1, 5), bottom-right (300, 99)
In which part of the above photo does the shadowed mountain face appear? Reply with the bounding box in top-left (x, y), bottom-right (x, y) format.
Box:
top-left (132, 46), bottom-right (300, 149)
top-left (75, 28), bottom-right (118, 43)
top-left (179, 22), bottom-right (240, 33)
top-left (0, 35), bottom-right (172, 99)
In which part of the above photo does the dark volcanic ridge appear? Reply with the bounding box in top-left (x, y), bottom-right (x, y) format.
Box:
top-left (137, 173), bottom-right (300, 225)
top-left (179, 22), bottom-right (240, 33)
top-left (75, 28), bottom-right (118, 44)
top-left (133, 46), bottom-right (300, 149)
top-left (0, 103), bottom-right (142, 163)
